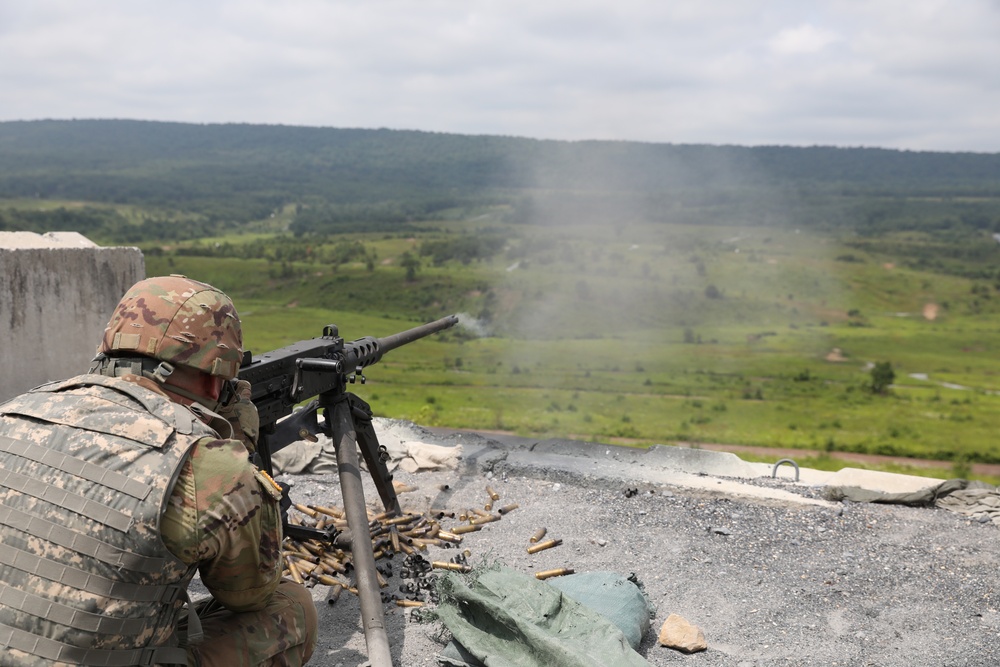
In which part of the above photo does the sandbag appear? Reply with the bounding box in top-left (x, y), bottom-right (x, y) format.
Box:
top-left (549, 571), bottom-right (652, 651)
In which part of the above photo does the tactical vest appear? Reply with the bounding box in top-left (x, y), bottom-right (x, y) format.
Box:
top-left (0, 374), bottom-right (219, 666)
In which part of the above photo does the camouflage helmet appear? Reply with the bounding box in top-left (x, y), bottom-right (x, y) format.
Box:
top-left (99, 275), bottom-right (243, 379)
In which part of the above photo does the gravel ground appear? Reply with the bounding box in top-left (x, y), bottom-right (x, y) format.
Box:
top-left (271, 424), bottom-right (1000, 667)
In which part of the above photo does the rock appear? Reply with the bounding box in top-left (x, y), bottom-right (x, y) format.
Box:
top-left (658, 613), bottom-right (707, 653)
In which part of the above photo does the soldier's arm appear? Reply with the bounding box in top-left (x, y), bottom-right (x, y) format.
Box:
top-left (162, 437), bottom-right (283, 612)
top-left (216, 379), bottom-right (260, 455)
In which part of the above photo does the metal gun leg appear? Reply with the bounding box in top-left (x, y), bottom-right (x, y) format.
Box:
top-left (330, 397), bottom-right (393, 667)
top-left (351, 394), bottom-right (401, 518)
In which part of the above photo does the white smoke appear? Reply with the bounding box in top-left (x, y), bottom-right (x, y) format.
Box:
top-left (455, 312), bottom-right (493, 338)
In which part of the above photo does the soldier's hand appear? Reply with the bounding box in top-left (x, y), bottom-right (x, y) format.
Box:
top-left (218, 379), bottom-right (259, 454)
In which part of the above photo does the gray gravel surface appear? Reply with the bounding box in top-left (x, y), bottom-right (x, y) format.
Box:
top-left (275, 425), bottom-right (1000, 667)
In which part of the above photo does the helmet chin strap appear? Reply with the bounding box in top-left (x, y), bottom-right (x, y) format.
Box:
top-left (158, 378), bottom-right (224, 412)
top-left (90, 354), bottom-right (231, 413)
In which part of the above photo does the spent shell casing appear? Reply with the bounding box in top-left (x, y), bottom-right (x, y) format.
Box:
top-left (300, 542), bottom-right (325, 558)
top-left (411, 537), bottom-right (443, 548)
top-left (484, 502), bottom-right (493, 512)
top-left (431, 561), bottom-right (473, 573)
top-left (485, 485), bottom-right (500, 501)
top-left (535, 568), bottom-right (575, 580)
top-left (326, 583), bottom-right (343, 605)
top-left (294, 560), bottom-right (319, 575)
top-left (285, 558), bottom-right (304, 584)
top-left (497, 503), bottom-right (519, 515)
top-left (526, 538), bottom-right (562, 554)
top-left (321, 555), bottom-right (346, 572)
top-left (396, 599), bottom-right (424, 608)
top-left (293, 503), bottom-right (318, 518)
top-left (311, 505), bottom-right (343, 519)
top-left (384, 513), bottom-right (418, 526)
top-left (319, 561), bottom-right (346, 576)
top-left (451, 524), bottom-right (483, 535)
top-left (469, 513), bottom-right (501, 525)
top-left (436, 530), bottom-right (463, 544)
top-left (283, 548), bottom-right (310, 560)
top-left (529, 528), bottom-right (547, 544)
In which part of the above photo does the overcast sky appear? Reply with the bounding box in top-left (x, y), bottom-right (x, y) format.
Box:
top-left (2, 1), bottom-right (999, 153)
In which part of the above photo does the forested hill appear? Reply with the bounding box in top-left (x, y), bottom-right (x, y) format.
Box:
top-left (2, 119), bottom-right (1000, 238)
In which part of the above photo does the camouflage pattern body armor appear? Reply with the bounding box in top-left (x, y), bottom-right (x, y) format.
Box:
top-left (0, 374), bottom-right (219, 666)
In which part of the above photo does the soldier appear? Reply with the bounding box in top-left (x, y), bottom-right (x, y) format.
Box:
top-left (0, 275), bottom-right (317, 666)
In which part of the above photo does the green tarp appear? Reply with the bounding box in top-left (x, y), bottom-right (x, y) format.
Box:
top-left (434, 568), bottom-right (652, 667)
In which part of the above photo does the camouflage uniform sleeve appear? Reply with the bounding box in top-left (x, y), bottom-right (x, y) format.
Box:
top-left (161, 436), bottom-right (283, 613)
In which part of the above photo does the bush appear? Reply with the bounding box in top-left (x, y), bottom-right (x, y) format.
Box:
top-left (870, 361), bottom-right (895, 395)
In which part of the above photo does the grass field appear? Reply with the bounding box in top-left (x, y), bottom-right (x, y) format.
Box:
top-left (130, 211), bottom-right (1000, 484)
top-left (9, 193), bottom-right (998, 481)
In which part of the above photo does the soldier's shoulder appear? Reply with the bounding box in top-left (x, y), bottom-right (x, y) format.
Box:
top-left (188, 437), bottom-right (255, 486)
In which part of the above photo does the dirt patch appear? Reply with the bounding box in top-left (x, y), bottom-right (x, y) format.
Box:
top-left (825, 347), bottom-right (847, 362)
top-left (923, 303), bottom-right (939, 320)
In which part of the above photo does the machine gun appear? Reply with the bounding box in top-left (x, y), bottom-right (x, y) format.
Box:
top-left (238, 314), bottom-right (458, 667)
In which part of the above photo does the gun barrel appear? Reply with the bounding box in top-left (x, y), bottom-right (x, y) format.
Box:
top-left (376, 314), bottom-right (459, 353)
top-left (344, 315), bottom-right (459, 371)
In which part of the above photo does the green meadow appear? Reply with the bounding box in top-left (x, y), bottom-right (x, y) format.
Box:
top-left (130, 210), bottom-right (1000, 484)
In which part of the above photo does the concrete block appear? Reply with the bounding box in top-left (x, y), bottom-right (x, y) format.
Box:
top-left (827, 467), bottom-right (944, 495)
top-left (532, 438), bottom-right (645, 462)
top-left (644, 444), bottom-right (760, 478)
top-left (0, 233), bottom-right (144, 402)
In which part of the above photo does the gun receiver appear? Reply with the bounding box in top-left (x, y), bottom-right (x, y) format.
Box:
top-left (241, 314), bottom-right (459, 440)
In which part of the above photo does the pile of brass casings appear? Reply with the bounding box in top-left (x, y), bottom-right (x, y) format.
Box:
top-left (281, 485), bottom-right (571, 608)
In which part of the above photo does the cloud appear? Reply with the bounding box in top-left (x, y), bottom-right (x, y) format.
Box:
top-left (1, 1), bottom-right (1000, 151)
top-left (769, 24), bottom-right (841, 55)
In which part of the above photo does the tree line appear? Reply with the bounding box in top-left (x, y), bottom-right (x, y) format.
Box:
top-left (3, 119), bottom-right (1000, 243)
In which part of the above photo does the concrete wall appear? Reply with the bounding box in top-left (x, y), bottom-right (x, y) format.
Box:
top-left (0, 232), bottom-right (144, 402)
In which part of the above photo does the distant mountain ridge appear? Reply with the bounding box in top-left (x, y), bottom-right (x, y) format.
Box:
top-left (1, 119), bottom-right (999, 224)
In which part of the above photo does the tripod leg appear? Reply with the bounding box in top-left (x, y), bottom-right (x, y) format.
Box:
top-left (350, 394), bottom-right (402, 517)
top-left (330, 398), bottom-right (393, 667)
